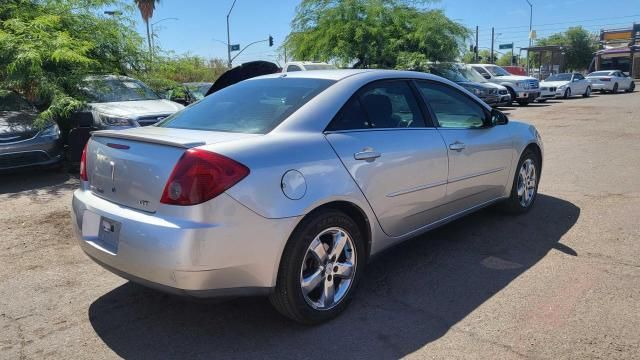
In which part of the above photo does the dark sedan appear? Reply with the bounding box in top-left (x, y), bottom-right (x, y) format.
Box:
top-left (427, 64), bottom-right (501, 106)
top-left (0, 91), bottom-right (63, 172)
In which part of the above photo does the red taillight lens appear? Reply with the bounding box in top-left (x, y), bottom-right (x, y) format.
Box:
top-left (160, 149), bottom-right (250, 206)
top-left (601, 78), bottom-right (611, 82)
top-left (79, 142), bottom-right (89, 181)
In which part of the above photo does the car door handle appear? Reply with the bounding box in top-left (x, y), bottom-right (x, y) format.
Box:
top-left (354, 150), bottom-right (381, 161)
top-left (449, 142), bottom-right (466, 151)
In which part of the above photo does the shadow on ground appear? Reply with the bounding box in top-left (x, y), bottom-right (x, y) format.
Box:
top-left (0, 166), bottom-right (78, 197)
top-left (89, 194), bottom-right (579, 359)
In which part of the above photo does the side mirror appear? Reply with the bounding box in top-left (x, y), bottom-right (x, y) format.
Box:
top-left (491, 109), bottom-right (508, 126)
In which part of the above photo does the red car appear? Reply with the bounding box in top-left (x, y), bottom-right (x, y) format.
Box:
top-left (502, 66), bottom-right (527, 76)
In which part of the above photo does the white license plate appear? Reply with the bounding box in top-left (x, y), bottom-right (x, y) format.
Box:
top-left (98, 217), bottom-right (121, 253)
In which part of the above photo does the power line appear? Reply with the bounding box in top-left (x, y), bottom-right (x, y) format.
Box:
top-left (494, 14), bottom-right (640, 30)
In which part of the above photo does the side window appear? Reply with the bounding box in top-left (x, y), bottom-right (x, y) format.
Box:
top-left (327, 81), bottom-right (427, 131)
top-left (574, 74), bottom-right (584, 80)
top-left (474, 66), bottom-right (491, 79)
top-left (287, 65), bottom-right (302, 72)
top-left (415, 81), bottom-right (487, 129)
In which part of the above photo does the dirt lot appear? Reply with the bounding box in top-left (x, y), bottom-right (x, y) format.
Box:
top-left (1, 90), bottom-right (639, 359)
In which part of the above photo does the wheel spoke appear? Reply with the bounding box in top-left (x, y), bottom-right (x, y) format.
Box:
top-left (301, 268), bottom-right (324, 295)
top-left (517, 183), bottom-right (525, 197)
top-left (322, 278), bottom-right (335, 307)
top-left (309, 238), bottom-right (327, 263)
top-left (330, 231), bottom-right (348, 260)
top-left (333, 262), bottom-right (353, 279)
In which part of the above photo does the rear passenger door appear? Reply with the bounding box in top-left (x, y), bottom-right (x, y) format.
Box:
top-left (325, 80), bottom-right (449, 237)
top-left (414, 80), bottom-right (514, 213)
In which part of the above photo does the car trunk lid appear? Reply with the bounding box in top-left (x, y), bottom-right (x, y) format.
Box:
top-left (87, 127), bottom-right (259, 212)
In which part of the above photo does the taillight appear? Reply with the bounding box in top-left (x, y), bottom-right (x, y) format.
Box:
top-left (160, 149), bottom-right (250, 206)
top-left (601, 78), bottom-right (611, 82)
top-left (79, 142), bottom-right (89, 181)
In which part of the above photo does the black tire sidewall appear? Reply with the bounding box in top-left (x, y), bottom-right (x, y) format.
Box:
top-left (505, 149), bottom-right (540, 214)
top-left (272, 209), bottom-right (365, 324)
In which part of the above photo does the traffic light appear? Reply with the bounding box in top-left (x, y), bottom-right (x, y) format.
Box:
top-left (268, 35), bottom-right (274, 47)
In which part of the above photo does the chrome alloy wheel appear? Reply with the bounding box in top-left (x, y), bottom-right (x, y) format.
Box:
top-left (300, 227), bottom-right (357, 310)
top-left (517, 159), bottom-right (537, 207)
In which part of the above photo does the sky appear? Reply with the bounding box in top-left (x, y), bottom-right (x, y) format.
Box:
top-left (133, 0), bottom-right (640, 66)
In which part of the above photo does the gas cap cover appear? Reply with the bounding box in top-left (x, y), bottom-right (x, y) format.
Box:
top-left (281, 170), bottom-right (307, 200)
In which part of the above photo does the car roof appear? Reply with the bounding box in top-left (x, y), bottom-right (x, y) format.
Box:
top-left (252, 69), bottom-right (445, 82)
top-left (83, 74), bottom-right (136, 81)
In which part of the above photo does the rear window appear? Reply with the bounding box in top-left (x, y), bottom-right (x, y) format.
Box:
top-left (157, 78), bottom-right (335, 134)
top-left (588, 71), bottom-right (613, 77)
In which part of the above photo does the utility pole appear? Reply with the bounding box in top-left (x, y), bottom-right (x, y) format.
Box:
top-left (511, 42), bottom-right (515, 65)
top-left (475, 26), bottom-right (479, 62)
top-left (226, 0), bottom-right (238, 68)
top-left (526, 0), bottom-right (533, 75)
top-left (491, 27), bottom-right (495, 64)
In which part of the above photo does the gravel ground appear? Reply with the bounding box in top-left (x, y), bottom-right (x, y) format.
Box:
top-left (1, 90), bottom-right (639, 359)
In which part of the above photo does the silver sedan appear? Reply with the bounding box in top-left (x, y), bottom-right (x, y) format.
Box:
top-left (71, 69), bottom-right (543, 324)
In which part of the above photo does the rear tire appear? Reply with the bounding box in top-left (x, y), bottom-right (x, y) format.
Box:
top-left (270, 209), bottom-right (365, 324)
top-left (626, 82), bottom-right (635, 93)
top-left (501, 148), bottom-right (540, 214)
top-left (612, 83), bottom-right (618, 93)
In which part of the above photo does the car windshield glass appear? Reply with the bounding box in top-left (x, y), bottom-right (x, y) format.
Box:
top-left (82, 78), bottom-right (160, 102)
top-left (485, 66), bottom-right (511, 77)
top-left (0, 91), bottom-right (33, 111)
top-left (546, 74), bottom-right (572, 81)
top-left (588, 71), bottom-right (613, 77)
top-left (157, 78), bottom-right (335, 134)
top-left (428, 65), bottom-right (467, 82)
top-left (459, 66), bottom-right (487, 83)
top-left (187, 84), bottom-right (212, 100)
top-left (303, 64), bottom-right (337, 70)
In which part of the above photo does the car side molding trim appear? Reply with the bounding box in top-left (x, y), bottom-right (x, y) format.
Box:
top-left (386, 180), bottom-right (447, 197)
top-left (448, 167), bottom-right (506, 184)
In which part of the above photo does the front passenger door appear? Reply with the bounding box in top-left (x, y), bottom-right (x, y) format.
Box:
top-left (415, 80), bottom-right (514, 213)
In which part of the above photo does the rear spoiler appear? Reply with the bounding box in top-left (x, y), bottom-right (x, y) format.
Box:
top-left (91, 130), bottom-right (205, 149)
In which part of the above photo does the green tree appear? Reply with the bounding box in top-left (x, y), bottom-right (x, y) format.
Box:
top-left (495, 52), bottom-right (513, 66)
top-left (285, 0), bottom-right (469, 69)
top-left (535, 26), bottom-right (597, 71)
top-left (134, 0), bottom-right (160, 55)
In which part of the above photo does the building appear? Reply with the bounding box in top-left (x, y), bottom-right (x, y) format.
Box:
top-left (592, 24), bottom-right (640, 79)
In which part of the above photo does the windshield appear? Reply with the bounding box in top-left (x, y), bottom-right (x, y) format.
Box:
top-left (588, 71), bottom-right (613, 77)
top-left (485, 66), bottom-right (511, 77)
top-left (82, 78), bottom-right (160, 102)
top-left (428, 65), bottom-right (468, 82)
top-left (459, 66), bottom-right (488, 83)
top-left (187, 84), bottom-right (212, 100)
top-left (303, 64), bottom-right (337, 70)
top-left (0, 91), bottom-right (34, 111)
top-left (545, 73), bottom-right (572, 81)
top-left (157, 78), bottom-right (335, 134)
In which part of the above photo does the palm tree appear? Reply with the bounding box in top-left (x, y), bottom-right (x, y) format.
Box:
top-left (134, 0), bottom-right (160, 55)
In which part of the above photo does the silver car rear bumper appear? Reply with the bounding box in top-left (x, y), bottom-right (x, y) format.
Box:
top-left (71, 188), bottom-right (300, 297)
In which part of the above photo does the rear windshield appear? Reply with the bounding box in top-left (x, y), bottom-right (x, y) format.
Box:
top-left (156, 78), bottom-right (335, 134)
top-left (588, 71), bottom-right (613, 77)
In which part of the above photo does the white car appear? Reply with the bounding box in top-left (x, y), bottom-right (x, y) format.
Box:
top-left (586, 70), bottom-right (635, 93)
top-left (469, 64), bottom-right (540, 106)
top-left (283, 61), bottom-right (337, 72)
top-left (538, 73), bottom-right (592, 100)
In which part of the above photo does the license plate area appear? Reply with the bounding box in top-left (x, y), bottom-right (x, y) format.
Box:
top-left (97, 217), bottom-right (121, 253)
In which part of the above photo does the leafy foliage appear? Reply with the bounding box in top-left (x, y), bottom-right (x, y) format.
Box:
top-left (535, 27), bottom-right (598, 71)
top-left (285, 0), bottom-right (470, 69)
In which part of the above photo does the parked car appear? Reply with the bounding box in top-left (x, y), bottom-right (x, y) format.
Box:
top-left (166, 82), bottom-right (213, 105)
top-left (0, 91), bottom-right (63, 172)
top-left (283, 61), bottom-right (337, 72)
top-left (426, 63), bottom-right (501, 106)
top-left (538, 73), bottom-right (592, 100)
top-left (458, 65), bottom-right (512, 107)
top-left (502, 66), bottom-right (527, 76)
top-left (205, 61), bottom-right (280, 96)
top-left (470, 64), bottom-right (540, 106)
top-left (586, 70), bottom-right (635, 93)
top-left (72, 69), bottom-right (543, 324)
top-left (81, 75), bottom-right (184, 128)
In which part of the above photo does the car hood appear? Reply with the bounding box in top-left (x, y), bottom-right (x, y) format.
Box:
top-left (0, 110), bottom-right (39, 135)
top-left (457, 81), bottom-right (495, 91)
top-left (88, 99), bottom-right (184, 117)
top-left (540, 80), bottom-right (569, 87)
top-left (482, 82), bottom-right (507, 91)
top-left (494, 75), bottom-right (535, 81)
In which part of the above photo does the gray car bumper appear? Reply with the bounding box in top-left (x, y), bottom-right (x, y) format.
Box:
top-left (0, 136), bottom-right (63, 171)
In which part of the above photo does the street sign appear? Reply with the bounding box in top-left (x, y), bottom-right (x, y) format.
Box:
top-left (229, 44), bottom-right (240, 51)
top-left (499, 43), bottom-right (513, 50)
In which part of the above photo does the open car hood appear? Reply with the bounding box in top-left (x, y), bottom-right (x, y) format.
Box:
top-left (205, 61), bottom-right (280, 96)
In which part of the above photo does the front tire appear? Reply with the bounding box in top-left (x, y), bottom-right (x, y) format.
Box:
top-left (563, 88), bottom-right (571, 99)
top-left (626, 82), bottom-right (635, 93)
top-left (502, 148), bottom-right (540, 214)
top-left (612, 83), bottom-right (618, 93)
top-left (583, 86), bottom-right (591, 97)
top-left (270, 209), bottom-right (365, 324)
